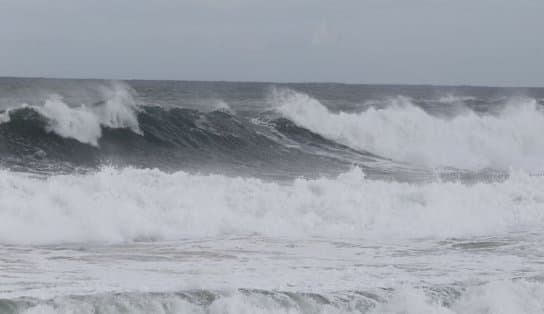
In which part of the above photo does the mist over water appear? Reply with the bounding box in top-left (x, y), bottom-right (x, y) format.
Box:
top-left (1, 78), bottom-right (544, 313)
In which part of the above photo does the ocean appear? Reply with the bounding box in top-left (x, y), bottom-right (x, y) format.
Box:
top-left (1, 77), bottom-right (544, 313)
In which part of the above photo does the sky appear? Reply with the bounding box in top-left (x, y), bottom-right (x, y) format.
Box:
top-left (0, 0), bottom-right (543, 86)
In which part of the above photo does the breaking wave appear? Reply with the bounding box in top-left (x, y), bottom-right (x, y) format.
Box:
top-left (0, 83), bottom-right (141, 146)
top-left (275, 89), bottom-right (544, 171)
top-left (2, 280), bottom-right (543, 314)
top-left (0, 91), bottom-right (386, 177)
top-left (6, 84), bottom-right (542, 176)
top-left (1, 167), bottom-right (543, 245)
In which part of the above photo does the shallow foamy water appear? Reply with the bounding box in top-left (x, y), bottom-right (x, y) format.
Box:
top-left (1, 234), bottom-right (544, 313)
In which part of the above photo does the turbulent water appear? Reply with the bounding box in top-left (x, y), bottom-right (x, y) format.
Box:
top-left (1, 78), bottom-right (544, 313)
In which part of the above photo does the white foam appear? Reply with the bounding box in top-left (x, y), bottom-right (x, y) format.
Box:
top-left (212, 99), bottom-right (233, 113)
top-left (15, 280), bottom-right (544, 314)
top-left (0, 109), bottom-right (10, 123)
top-left (374, 286), bottom-right (454, 314)
top-left (437, 94), bottom-right (477, 104)
top-left (453, 280), bottom-right (544, 314)
top-left (92, 82), bottom-right (142, 134)
top-left (374, 280), bottom-right (544, 314)
top-left (34, 96), bottom-right (103, 145)
top-left (275, 89), bottom-right (544, 170)
top-left (18, 291), bottom-right (359, 314)
top-left (1, 167), bottom-right (543, 245)
top-left (4, 82), bottom-right (141, 146)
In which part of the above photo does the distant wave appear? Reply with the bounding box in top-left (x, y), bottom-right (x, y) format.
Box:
top-left (0, 90), bottom-right (386, 177)
top-left (1, 167), bottom-right (543, 245)
top-left (275, 88), bottom-right (544, 171)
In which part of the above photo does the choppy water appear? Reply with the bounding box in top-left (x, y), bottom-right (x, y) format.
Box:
top-left (1, 78), bottom-right (544, 313)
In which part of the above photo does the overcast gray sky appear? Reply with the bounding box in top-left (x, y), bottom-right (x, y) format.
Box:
top-left (0, 0), bottom-right (542, 86)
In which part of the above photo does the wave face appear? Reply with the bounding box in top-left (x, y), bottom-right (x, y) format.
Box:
top-left (0, 82), bottom-right (400, 179)
top-left (1, 167), bottom-right (543, 245)
top-left (2, 79), bottom-right (543, 176)
top-left (275, 88), bottom-right (544, 171)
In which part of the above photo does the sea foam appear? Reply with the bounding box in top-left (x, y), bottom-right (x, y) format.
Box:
top-left (1, 167), bottom-right (543, 245)
top-left (9, 280), bottom-right (544, 314)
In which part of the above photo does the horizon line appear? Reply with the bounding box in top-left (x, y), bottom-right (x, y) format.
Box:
top-left (1, 75), bottom-right (543, 90)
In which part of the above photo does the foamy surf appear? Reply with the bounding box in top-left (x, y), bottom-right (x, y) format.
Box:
top-left (2, 78), bottom-right (544, 314)
top-left (1, 167), bottom-right (543, 245)
top-left (2, 280), bottom-right (543, 314)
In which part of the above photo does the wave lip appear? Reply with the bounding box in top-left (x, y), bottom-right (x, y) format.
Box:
top-left (31, 83), bottom-right (141, 146)
top-left (0, 82), bottom-right (141, 146)
top-left (275, 88), bottom-right (544, 171)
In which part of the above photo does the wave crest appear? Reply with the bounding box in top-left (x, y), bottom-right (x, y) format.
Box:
top-left (275, 88), bottom-right (544, 171)
top-left (0, 83), bottom-right (141, 146)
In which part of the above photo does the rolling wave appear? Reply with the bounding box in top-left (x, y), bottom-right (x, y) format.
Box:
top-left (0, 92), bottom-right (389, 178)
top-left (4, 83), bottom-right (542, 177)
top-left (275, 88), bottom-right (544, 171)
top-left (1, 280), bottom-right (543, 314)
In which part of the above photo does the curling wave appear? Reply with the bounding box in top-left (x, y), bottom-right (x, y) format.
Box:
top-left (0, 83), bottom-right (141, 146)
top-left (275, 89), bottom-right (544, 171)
top-left (0, 96), bottom-right (387, 177)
